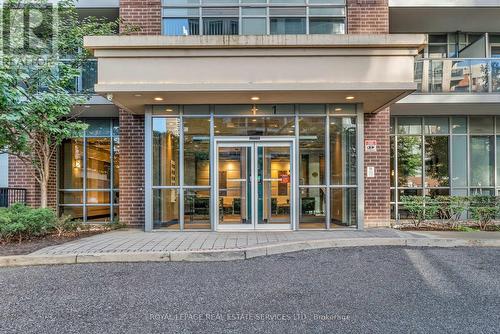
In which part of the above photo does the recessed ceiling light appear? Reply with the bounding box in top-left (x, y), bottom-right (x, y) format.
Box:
top-left (251, 96), bottom-right (260, 101)
top-left (345, 96), bottom-right (355, 100)
top-left (154, 97), bottom-right (164, 101)
top-left (215, 130), bottom-right (220, 133)
top-left (134, 94), bottom-right (142, 97)
top-left (165, 108), bottom-right (173, 112)
top-left (252, 119), bottom-right (257, 122)
top-left (83, 105), bottom-right (91, 108)
top-left (335, 108), bottom-right (342, 111)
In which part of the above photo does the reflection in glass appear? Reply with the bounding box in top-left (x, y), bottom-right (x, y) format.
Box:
top-left (59, 206), bottom-right (83, 221)
top-left (184, 189), bottom-right (210, 229)
top-left (397, 136), bottom-right (422, 187)
top-left (86, 138), bottom-right (111, 189)
top-left (451, 136), bottom-right (468, 187)
top-left (299, 117), bottom-right (325, 185)
top-left (203, 18), bottom-right (239, 35)
top-left (214, 117), bottom-right (295, 136)
top-left (309, 18), bottom-right (344, 34)
top-left (153, 189), bottom-right (180, 229)
top-left (397, 117), bottom-right (421, 135)
top-left (153, 118), bottom-right (180, 186)
top-left (59, 192), bottom-right (83, 205)
top-left (257, 146), bottom-right (291, 225)
top-left (86, 206), bottom-right (111, 222)
top-left (163, 18), bottom-right (199, 35)
top-left (424, 117), bottom-right (449, 135)
top-left (184, 118), bottom-right (210, 186)
top-left (59, 139), bottom-right (84, 189)
top-left (85, 119), bottom-right (111, 137)
top-left (470, 116), bottom-right (494, 134)
top-left (218, 147), bottom-right (251, 225)
top-left (270, 17), bottom-right (306, 34)
top-left (330, 117), bottom-right (356, 185)
top-left (242, 18), bottom-right (266, 35)
top-left (470, 136), bottom-right (494, 187)
top-left (451, 116), bottom-right (467, 134)
top-left (330, 188), bottom-right (356, 228)
top-left (425, 136), bottom-right (449, 187)
top-left (86, 191), bottom-right (111, 205)
top-left (299, 187), bottom-right (326, 229)
top-left (390, 137), bottom-right (395, 186)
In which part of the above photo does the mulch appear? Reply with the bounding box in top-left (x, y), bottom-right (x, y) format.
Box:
top-left (0, 231), bottom-right (106, 256)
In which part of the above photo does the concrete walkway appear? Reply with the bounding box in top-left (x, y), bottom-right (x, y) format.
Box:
top-left (1, 229), bottom-right (499, 267)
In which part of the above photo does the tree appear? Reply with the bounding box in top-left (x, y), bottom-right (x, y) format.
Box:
top-left (0, 0), bottom-right (135, 208)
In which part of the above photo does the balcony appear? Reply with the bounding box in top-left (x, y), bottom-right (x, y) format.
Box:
top-left (415, 58), bottom-right (500, 94)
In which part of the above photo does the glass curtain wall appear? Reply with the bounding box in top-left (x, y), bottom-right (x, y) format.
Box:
top-left (151, 104), bottom-right (358, 230)
top-left (59, 119), bottom-right (119, 223)
top-left (390, 116), bottom-right (500, 220)
top-left (162, 0), bottom-right (346, 36)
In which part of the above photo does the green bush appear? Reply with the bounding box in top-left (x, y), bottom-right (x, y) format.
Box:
top-left (52, 215), bottom-right (83, 237)
top-left (400, 196), bottom-right (439, 227)
top-left (436, 196), bottom-right (468, 228)
top-left (469, 196), bottom-right (500, 231)
top-left (0, 204), bottom-right (57, 242)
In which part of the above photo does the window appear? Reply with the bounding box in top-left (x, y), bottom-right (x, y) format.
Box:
top-left (58, 119), bottom-right (119, 223)
top-left (163, 18), bottom-right (199, 35)
top-left (390, 116), bottom-right (500, 221)
top-left (162, 2), bottom-right (346, 36)
top-left (309, 18), bottom-right (344, 34)
top-left (270, 17), bottom-right (306, 35)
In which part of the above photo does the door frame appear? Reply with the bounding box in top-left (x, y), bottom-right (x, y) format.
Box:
top-left (213, 136), bottom-right (297, 231)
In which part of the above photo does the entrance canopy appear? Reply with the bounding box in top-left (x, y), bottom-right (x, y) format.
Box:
top-left (84, 34), bottom-right (426, 113)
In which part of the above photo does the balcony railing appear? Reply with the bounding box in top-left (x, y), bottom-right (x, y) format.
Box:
top-left (0, 188), bottom-right (27, 208)
top-left (415, 58), bottom-right (500, 94)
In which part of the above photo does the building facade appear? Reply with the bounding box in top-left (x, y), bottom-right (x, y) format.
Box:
top-left (5, 0), bottom-right (500, 232)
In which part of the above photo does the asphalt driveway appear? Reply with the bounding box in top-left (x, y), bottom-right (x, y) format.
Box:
top-left (0, 246), bottom-right (498, 334)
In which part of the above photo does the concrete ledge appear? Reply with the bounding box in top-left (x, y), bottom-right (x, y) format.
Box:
top-left (76, 252), bottom-right (170, 264)
top-left (1, 237), bottom-right (499, 267)
top-left (0, 255), bottom-right (77, 267)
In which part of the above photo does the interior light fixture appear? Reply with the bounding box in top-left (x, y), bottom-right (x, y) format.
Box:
top-left (335, 108), bottom-right (342, 111)
top-left (154, 97), bottom-right (164, 101)
top-left (165, 108), bottom-right (173, 112)
top-left (345, 96), bottom-right (355, 100)
top-left (134, 94), bottom-right (142, 97)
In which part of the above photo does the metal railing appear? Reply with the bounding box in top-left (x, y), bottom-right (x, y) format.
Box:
top-left (0, 188), bottom-right (27, 208)
top-left (414, 58), bottom-right (500, 94)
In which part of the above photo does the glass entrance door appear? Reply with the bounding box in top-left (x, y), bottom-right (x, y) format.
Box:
top-left (216, 141), bottom-right (293, 230)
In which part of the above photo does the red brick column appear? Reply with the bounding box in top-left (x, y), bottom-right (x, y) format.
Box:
top-left (8, 155), bottom-right (57, 209)
top-left (119, 110), bottom-right (145, 227)
top-left (363, 109), bottom-right (391, 227)
top-left (347, 0), bottom-right (389, 34)
top-left (347, 0), bottom-right (391, 226)
top-left (119, 0), bottom-right (162, 35)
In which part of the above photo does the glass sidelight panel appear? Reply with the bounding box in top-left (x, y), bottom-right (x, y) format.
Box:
top-left (184, 189), bottom-right (210, 229)
top-left (299, 187), bottom-right (326, 229)
top-left (257, 146), bottom-right (291, 225)
top-left (218, 146), bottom-right (252, 225)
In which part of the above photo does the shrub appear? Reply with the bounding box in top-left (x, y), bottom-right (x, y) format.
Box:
top-left (469, 196), bottom-right (500, 231)
top-left (400, 196), bottom-right (439, 227)
top-left (436, 196), bottom-right (468, 228)
top-left (0, 204), bottom-right (56, 242)
top-left (52, 215), bottom-right (83, 237)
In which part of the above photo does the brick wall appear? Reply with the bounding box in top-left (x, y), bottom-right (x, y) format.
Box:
top-left (119, 0), bottom-right (162, 35)
top-left (119, 110), bottom-right (145, 227)
top-left (8, 155), bottom-right (57, 209)
top-left (347, 0), bottom-right (389, 34)
top-left (363, 109), bottom-right (391, 227)
top-left (347, 0), bottom-right (391, 226)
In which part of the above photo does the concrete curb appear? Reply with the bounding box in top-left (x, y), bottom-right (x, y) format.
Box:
top-left (1, 237), bottom-right (499, 268)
